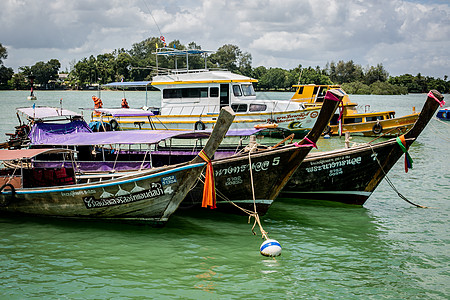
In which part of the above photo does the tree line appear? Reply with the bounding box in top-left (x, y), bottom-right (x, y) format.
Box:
top-left (1, 39), bottom-right (449, 94)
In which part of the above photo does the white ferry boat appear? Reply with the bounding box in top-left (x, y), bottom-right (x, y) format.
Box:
top-left (91, 48), bottom-right (322, 137)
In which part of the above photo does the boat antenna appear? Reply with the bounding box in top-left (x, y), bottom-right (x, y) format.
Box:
top-left (141, 0), bottom-right (163, 38)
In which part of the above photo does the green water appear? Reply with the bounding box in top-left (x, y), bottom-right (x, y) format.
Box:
top-left (0, 90), bottom-right (449, 299)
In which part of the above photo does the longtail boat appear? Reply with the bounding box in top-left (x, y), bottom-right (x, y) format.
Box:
top-left (290, 84), bottom-right (420, 136)
top-left (0, 107), bottom-right (235, 225)
top-left (280, 90), bottom-right (444, 205)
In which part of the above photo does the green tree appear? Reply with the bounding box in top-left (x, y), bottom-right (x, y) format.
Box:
top-left (364, 64), bottom-right (388, 85)
top-left (327, 60), bottom-right (363, 84)
top-left (8, 72), bottom-right (28, 90)
top-left (259, 68), bottom-right (290, 90)
top-left (96, 53), bottom-right (115, 84)
top-left (24, 59), bottom-right (61, 86)
top-left (0, 65), bottom-right (14, 88)
top-left (342, 81), bottom-right (371, 94)
top-left (116, 51), bottom-right (132, 81)
top-left (295, 66), bottom-right (333, 85)
top-left (209, 44), bottom-right (252, 76)
top-left (0, 43), bottom-right (7, 65)
top-left (370, 81), bottom-right (407, 95)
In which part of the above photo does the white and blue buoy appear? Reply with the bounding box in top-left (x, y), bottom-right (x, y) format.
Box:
top-left (260, 239), bottom-right (282, 257)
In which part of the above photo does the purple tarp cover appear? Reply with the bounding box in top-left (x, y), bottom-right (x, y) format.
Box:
top-left (29, 120), bottom-right (93, 145)
top-left (32, 129), bottom-right (204, 146)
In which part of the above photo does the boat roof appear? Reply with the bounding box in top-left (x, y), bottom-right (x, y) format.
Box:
top-left (154, 48), bottom-right (214, 57)
top-left (94, 108), bottom-right (155, 117)
top-left (103, 81), bottom-right (152, 87)
top-left (0, 148), bottom-right (76, 161)
top-left (17, 106), bottom-right (82, 120)
top-left (292, 84), bottom-right (341, 88)
top-left (151, 70), bottom-right (258, 86)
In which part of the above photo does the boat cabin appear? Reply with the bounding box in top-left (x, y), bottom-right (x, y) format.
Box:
top-left (0, 148), bottom-right (77, 189)
top-left (150, 48), bottom-right (304, 116)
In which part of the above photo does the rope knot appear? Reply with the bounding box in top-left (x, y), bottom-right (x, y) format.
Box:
top-left (396, 135), bottom-right (413, 173)
top-left (198, 149), bottom-right (216, 209)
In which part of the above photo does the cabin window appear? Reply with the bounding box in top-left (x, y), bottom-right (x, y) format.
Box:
top-left (233, 85), bottom-right (242, 97)
top-left (163, 88), bottom-right (208, 99)
top-left (210, 87), bottom-right (219, 97)
top-left (366, 116), bottom-right (384, 122)
top-left (249, 104), bottom-right (267, 112)
top-left (231, 104), bottom-right (248, 112)
top-left (297, 87), bottom-right (304, 95)
top-left (163, 89), bottom-right (182, 98)
top-left (241, 84), bottom-right (256, 96)
top-left (389, 112), bottom-right (395, 119)
top-left (343, 117), bottom-right (363, 124)
top-left (313, 86), bottom-right (320, 96)
top-left (330, 114), bottom-right (340, 125)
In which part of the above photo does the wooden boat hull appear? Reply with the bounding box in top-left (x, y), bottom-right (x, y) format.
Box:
top-left (281, 139), bottom-right (407, 205)
top-left (0, 163), bottom-right (205, 226)
top-left (0, 107), bottom-right (236, 225)
top-left (183, 144), bottom-right (313, 215)
top-left (281, 90), bottom-right (444, 205)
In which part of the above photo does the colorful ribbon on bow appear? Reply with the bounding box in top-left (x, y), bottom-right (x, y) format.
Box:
top-left (427, 91), bottom-right (445, 107)
top-left (293, 137), bottom-right (318, 149)
top-left (396, 135), bottom-right (413, 173)
top-left (198, 149), bottom-right (216, 209)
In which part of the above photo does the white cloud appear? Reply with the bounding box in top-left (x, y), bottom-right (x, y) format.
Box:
top-left (0, 0), bottom-right (449, 78)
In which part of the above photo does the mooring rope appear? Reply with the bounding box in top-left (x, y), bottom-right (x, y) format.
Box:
top-left (195, 142), bottom-right (270, 240)
top-left (429, 118), bottom-right (450, 142)
top-left (368, 143), bottom-right (428, 208)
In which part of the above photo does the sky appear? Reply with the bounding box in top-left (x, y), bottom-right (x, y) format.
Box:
top-left (1, 0), bottom-right (449, 79)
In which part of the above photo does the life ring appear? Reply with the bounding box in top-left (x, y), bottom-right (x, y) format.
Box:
top-left (323, 125), bottom-right (332, 135)
top-left (0, 183), bottom-right (15, 207)
top-left (194, 121), bottom-right (206, 131)
top-left (372, 123), bottom-right (383, 134)
top-left (109, 119), bottom-right (120, 131)
top-left (288, 121), bottom-right (301, 130)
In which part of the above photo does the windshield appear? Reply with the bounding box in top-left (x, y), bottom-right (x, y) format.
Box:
top-left (241, 84), bottom-right (256, 96)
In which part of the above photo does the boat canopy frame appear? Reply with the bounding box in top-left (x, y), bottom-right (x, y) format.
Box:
top-left (153, 47), bottom-right (214, 75)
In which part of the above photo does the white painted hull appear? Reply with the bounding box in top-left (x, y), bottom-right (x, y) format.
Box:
top-left (93, 106), bottom-right (322, 135)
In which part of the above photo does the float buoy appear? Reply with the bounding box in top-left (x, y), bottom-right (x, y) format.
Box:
top-left (260, 239), bottom-right (282, 257)
top-left (372, 123), bottom-right (383, 134)
top-left (0, 183), bottom-right (15, 207)
top-left (109, 119), bottom-right (120, 131)
top-left (194, 121), bottom-right (206, 130)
